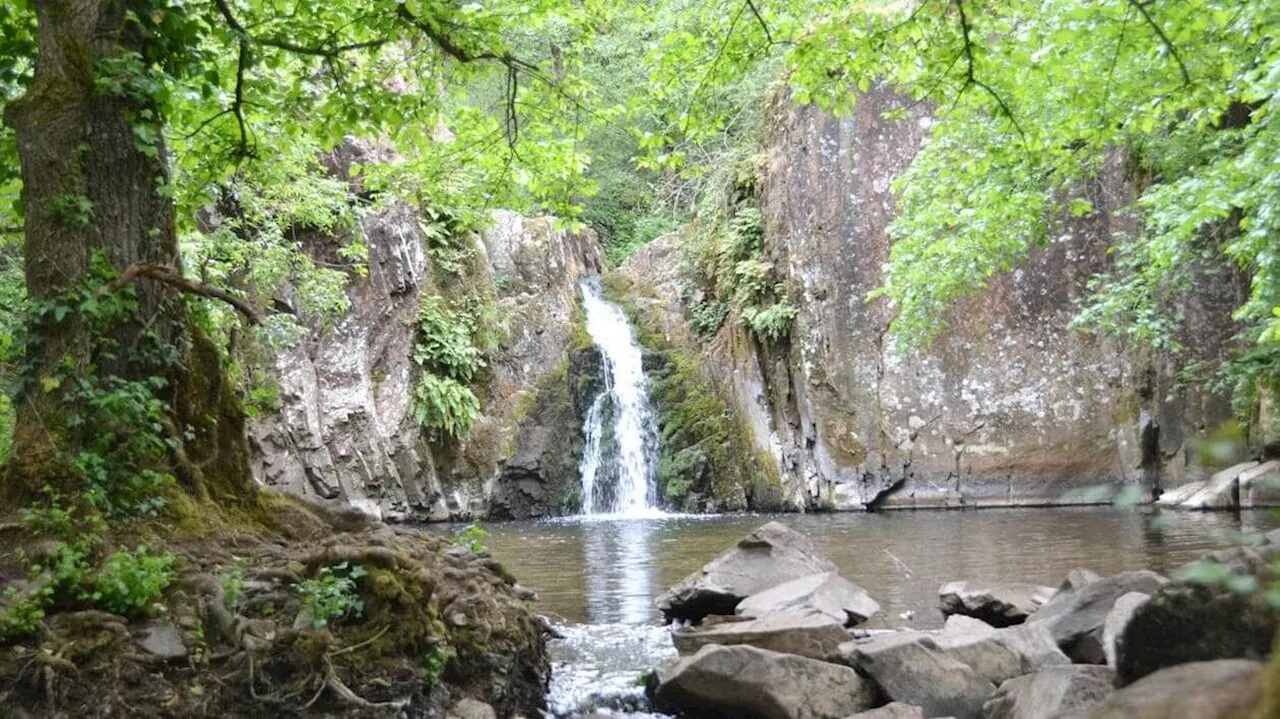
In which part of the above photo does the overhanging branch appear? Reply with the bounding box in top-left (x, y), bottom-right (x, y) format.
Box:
top-left (951, 0), bottom-right (1026, 143)
top-left (105, 262), bottom-right (265, 325)
top-left (1126, 0), bottom-right (1192, 86)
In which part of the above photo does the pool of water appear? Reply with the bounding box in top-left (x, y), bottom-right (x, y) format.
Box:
top-left (479, 507), bottom-right (1275, 715)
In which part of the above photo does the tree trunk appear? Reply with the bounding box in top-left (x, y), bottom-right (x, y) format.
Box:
top-left (2, 0), bottom-right (258, 512)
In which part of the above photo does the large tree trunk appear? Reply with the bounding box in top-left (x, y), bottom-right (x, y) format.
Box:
top-left (2, 0), bottom-right (257, 512)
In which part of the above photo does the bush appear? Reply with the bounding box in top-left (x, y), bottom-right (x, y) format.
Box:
top-left (297, 562), bottom-right (367, 629)
top-left (84, 545), bottom-right (176, 615)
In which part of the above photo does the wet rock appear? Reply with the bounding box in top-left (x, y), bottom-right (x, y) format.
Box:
top-left (1101, 592), bottom-right (1148, 668)
top-left (837, 633), bottom-right (994, 719)
top-left (132, 620), bottom-right (187, 660)
top-left (656, 521), bottom-right (837, 622)
top-left (1028, 569), bottom-right (1167, 663)
top-left (844, 703), bottom-right (925, 718)
top-left (653, 644), bottom-right (878, 719)
top-left (1061, 660), bottom-right (1261, 719)
top-left (938, 581), bottom-right (1055, 627)
top-left (1116, 581), bottom-right (1277, 686)
top-left (982, 665), bottom-right (1115, 719)
top-left (737, 571), bottom-right (881, 626)
top-left (934, 623), bottom-right (1071, 686)
top-left (672, 610), bottom-right (851, 660)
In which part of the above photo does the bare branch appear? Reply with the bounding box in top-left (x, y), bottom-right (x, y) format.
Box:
top-left (745, 0), bottom-right (774, 46)
top-left (951, 0), bottom-right (1026, 143)
top-left (257, 36), bottom-right (389, 58)
top-left (105, 262), bottom-right (265, 325)
top-left (1126, 0), bottom-right (1191, 86)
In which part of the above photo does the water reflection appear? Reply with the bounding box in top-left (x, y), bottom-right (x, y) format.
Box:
top-left (582, 519), bottom-right (658, 623)
top-left (482, 507), bottom-right (1277, 628)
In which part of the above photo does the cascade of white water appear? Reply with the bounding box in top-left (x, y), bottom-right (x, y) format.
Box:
top-left (577, 279), bottom-right (661, 516)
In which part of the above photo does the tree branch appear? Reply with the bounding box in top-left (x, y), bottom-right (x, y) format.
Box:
top-left (951, 0), bottom-right (1026, 142)
top-left (105, 262), bottom-right (265, 325)
top-left (745, 0), bottom-right (774, 46)
top-left (0, 226), bottom-right (22, 236)
top-left (1126, 0), bottom-right (1191, 86)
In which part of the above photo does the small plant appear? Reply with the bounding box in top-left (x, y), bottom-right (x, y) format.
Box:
top-left (453, 523), bottom-right (488, 553)
top-left (297, 562), bottom-right (367, 629)
top-left (412, 373), bottom-right (481, 439)
top-left (85, 545), bottom-right (176, 615)
top-left (218, 558), bottom-right (247, 610)
top-left (421, 644), bottom-right (455, 685)
top-left (690, 299), bottom-right (730, 339)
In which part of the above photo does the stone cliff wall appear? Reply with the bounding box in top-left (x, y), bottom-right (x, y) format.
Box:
top-left (250, 207), bottom-right (604, 520)
top-left (619, 87), bottom-right (1244, 510)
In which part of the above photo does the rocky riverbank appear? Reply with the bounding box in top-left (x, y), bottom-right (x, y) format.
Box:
top-left (643, 520), bottom-right (1280, 718)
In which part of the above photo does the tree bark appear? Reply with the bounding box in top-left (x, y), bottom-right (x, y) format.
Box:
top-left (2, 0), bottom-right (258, 511)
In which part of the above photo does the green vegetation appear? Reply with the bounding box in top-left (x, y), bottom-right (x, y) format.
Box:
top-left (297, 562), bottom-right (368, 629)
top-left (452, 523), bottom-right (489, 553)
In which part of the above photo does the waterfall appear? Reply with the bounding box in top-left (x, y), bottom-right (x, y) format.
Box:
top-left (577, 278), bottom-right (662, 517)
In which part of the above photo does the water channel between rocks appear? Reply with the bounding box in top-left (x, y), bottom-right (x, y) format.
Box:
top-left (479, 508), bottom-right (1277, 716)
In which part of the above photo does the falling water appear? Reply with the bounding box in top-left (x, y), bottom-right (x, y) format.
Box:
top-left (577, 279), bottom-right (661, 517)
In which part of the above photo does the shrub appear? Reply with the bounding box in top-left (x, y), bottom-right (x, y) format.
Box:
top-left (297, 562), bottom-right (367, 629)
top-left (84, 545), bottom-right (176, 615)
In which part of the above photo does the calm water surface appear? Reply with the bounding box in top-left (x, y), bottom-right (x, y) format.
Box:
top-left (484, 507), bottom-right (1276, 629)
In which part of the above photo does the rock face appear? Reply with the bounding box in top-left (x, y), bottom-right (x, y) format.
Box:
top-left (737, 571), bottom-right (881, 626)
top-left (652, 644), bottom-right (879, 719)
top-left (250, 202), bottom-right (604, 521)
top-left (616, 87), bottom-right (1243, 510)
top-left (656, 521), bottom-right (838, 621)
top-left (1028, 570), bottom-right (1167, 663)
top-left (982, 665), bottom-right (1115, 719)
top-left (1064, 660), bottom-right (1261, 719)
top-left (938, 581), bottom-right (1056, 627)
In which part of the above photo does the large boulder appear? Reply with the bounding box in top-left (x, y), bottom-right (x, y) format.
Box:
top-left (737, 571), bottom-right (881, 626)
top-left (982, 665), bottom-right (1115, 719)
top-left (671, 611), bottom-right (851, 660)
top-left (837, 633), bottom-right (995, 719)
top-left (938, 581), bottom-right (1056, 627)
top-left (1028, 570), bottom-right (1167, 663)
top-left (1116, 581), bottom-right (1277, 686)
top-left (1101, 592), bottom-right (1148, 668)
top-left (1159, 461), bottom-right (1271, 510)
top-left (1240, 460), bottom-right (1280, 508)
top-left (656, 521), bottom-right (837, 622)
top-left (934, 623), bottom-right (1071, 686)
top-left (652, 644), bottom-right (878, 719)
top-left (1061, 660), bottom-right (1261, 719)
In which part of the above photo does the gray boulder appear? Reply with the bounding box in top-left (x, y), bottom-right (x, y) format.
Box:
top-left (935, 623), bottom-right (1070, 686)
top-left (738, 571), bottom-right (881, 626)
top-left (656, 521), bottom-right (837, 622)
top-left (1241, 460), bottom-right (1280, 508)
top-left (982, 665), bottom-right (1114, 719)
top-left (938, 581), bottom-right (1056, 627)
top-left (843, 703), bottom-right (925, 718)
top-left (652, 644), bottom-right (878, 719)
top-left (1060, 569), bottom-right (1102, 592)
top-left (1061, 660), bottom-right (1260, 719)
top-left (672, 610), bottom-right (851, 660)
top-left (1101, 592), bottom-right (1148, 668)
top-left (1028, 570), bottom-right (1167, 663)
top-left (942, 614), bottom-right (997, 637)
top-left (837, 633), bottom-right (994, 719)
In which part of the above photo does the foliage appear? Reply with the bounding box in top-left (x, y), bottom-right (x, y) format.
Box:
top-left (297, 562), bottom-right (367, 629)
top-left (84, 546), bottom-right (177, 615)
top-left (410, 287), bottom-right (503, 441)
top-left (421, 644), bottom-right (455, 685)
top-left (218, 560), bottom-right (247, 610)
top-left (452, 524), bottom-right (488, 554)
top-left (412, 374), bottom-right (482, 441)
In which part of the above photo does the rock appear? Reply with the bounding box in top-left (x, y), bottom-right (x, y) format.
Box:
top-left (1063, 660), bottom-right (1261, 719)
top-left (982, 665), bottom-right (1115, 719)
top-left (672, 610), bottom-right (852, 660)
top-left (447, 698), bottom-right (497, 719)
top-left (132, 620), bottom-right (187, 660)
top-left (1240, 459), bottom-right (1280, 508)
top-left (1155, 482), bottom-right (1205, 507)
top-left (942, 614), bottom-right (996, 637)
top-left (838, 633), bottom-right (995, 719)
top-left (656, 521), bottom-right (837, 622)
top-left (1028, 570), bottom-right (1167, 663)
top-left (1180, 461), bottom-right (1259, 509)
top-left (652, 644), bottom-right (878, 719)
top-left (843, 703), bottom-right (925, 718)
top-left (1115, 581), bottom-right (1277, 686)
top-left (1060, 568), bottom-right (1102, 592)
top-left (1101, 592), bottom-right (1148, 667)
top-left (737, 571), bottom-right (881, 626)
top-left (935, 623), bottom-right (1071, 686)
top-left (937, 581), bottom-right (1056, 627)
